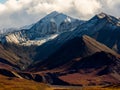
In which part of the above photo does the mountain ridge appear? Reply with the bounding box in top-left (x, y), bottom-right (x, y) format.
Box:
top-left (33, 12), bottom-right (120, 61)
top-left (29, 35), bottom-right (120, 71)
top-left (1, 11), bottom-right (84, 46)
top-left (0, 12), bottom-right (119, 87)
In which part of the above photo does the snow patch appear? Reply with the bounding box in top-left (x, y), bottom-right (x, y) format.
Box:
top-left (21, 34), bottom-right (58, 46)
top-left (97, 13), bottom-right (106, 19)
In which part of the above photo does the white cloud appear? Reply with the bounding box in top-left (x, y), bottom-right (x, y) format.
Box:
top-left (0, 0), bottom-right (119, 29)
top-left (0, 3), bottom-right (6, 12)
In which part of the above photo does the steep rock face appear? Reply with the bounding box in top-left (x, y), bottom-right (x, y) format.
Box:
top-left (2, 11), bottom-right (83, 45)
top-left (3, 31), bottom-right (28, 44)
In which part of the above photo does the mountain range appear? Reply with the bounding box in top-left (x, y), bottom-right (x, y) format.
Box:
top-left (0, 11), bottom-right (120, 87)
top-left (1, 11), bottom-right (83, 45)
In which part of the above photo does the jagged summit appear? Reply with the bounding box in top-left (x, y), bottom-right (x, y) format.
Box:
top-left (96, 12), bottom-right (120, 26)
top-left (47, 11), bottom-right (59, 16)
top-left (97, 12), bottom-right (107, 19)
top-left (42, 11), bottom-right (59, 20)
top-left (34, 11), bottom-right (78, 29)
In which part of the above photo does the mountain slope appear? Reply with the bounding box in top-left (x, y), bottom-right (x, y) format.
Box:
top-left (0, 43), bottom-right (36, 70)
top-left (58, 50), bottom-right (120, 85)
top-left (0, 12), bottom-right (119, 86)
top-left (29, 35), bottom-right (120, 86)
top-left (0, 44), bottom-right (24, 69)
top-left (34, 12), bottom-right (120, 61)
top-left (59, 51), bottom-right (120, 85)
top-left (73, 12), bottom-right (120, 52)
top-left (1, 11), bottom-right (84, 46)
top-left (30, 35), bottom-right (119, 71)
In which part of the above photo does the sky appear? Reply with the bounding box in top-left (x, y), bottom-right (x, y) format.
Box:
top-left (0, 0), bottom-right (120, 29)
top-left (0, 0), bottom-right (7, 3)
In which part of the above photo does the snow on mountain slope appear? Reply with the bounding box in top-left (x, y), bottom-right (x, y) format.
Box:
top-left (21, 34), bottom-right (58, 46)
top-left (1, 11), bottom-right (84, 46)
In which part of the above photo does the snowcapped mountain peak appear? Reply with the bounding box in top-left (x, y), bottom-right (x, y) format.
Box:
top-left (97, 12), bottom-right (107, 19)
top-left (97, 12), bottom-right (120, 22)
top-left (48, 11), bottom-right (59, 16)
top-left (1, 11), bottom-right (83, 45)
top-left (39, 11), bottom-right (74, 28)
top-left (96, 12), bottom-right (113, 20)
top-left (48, 11), bottom-right (59, 15)
top-left (42, 11), bottom-right (59, 21)
top-left (88, 12), bottom-right (120, 28)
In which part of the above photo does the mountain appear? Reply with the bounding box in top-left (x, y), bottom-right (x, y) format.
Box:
top-left (0, 25), bottom-right (33, 42)
top-left (0, 44), bottom-right (31, 70)
top-left (33, 12), bottom-right (120, 61)
top-left (20, 24), bottom-right (34, 30)
top-left (59, 51), bottom-right (120, 85)
top-left (29, 35), bottom-right (120, 86)
top-left (0, 28), bottom-right (19, 41)
top-left (1, 11), bottom-right (84, 46)
top-left (73, 12), bottom-right (120, 53)
top-left (29, 35), bottom-right (119, 71)
top-left (0, 12), bottom-right (120, 87)
top-left (3, 12), bottom-right (120, 61)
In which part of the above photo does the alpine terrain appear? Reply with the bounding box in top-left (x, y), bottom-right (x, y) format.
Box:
top-left (0, 11), bottom-right (119, 90)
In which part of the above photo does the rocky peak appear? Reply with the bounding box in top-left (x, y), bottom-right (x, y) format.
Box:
top-left (1, 11), bottom-right (83, 45)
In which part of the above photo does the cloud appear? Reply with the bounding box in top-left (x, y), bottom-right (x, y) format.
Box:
top-left (0, 0), bottom-right (119, 29)
top-left (100, 0), bottom-right (120, 17)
